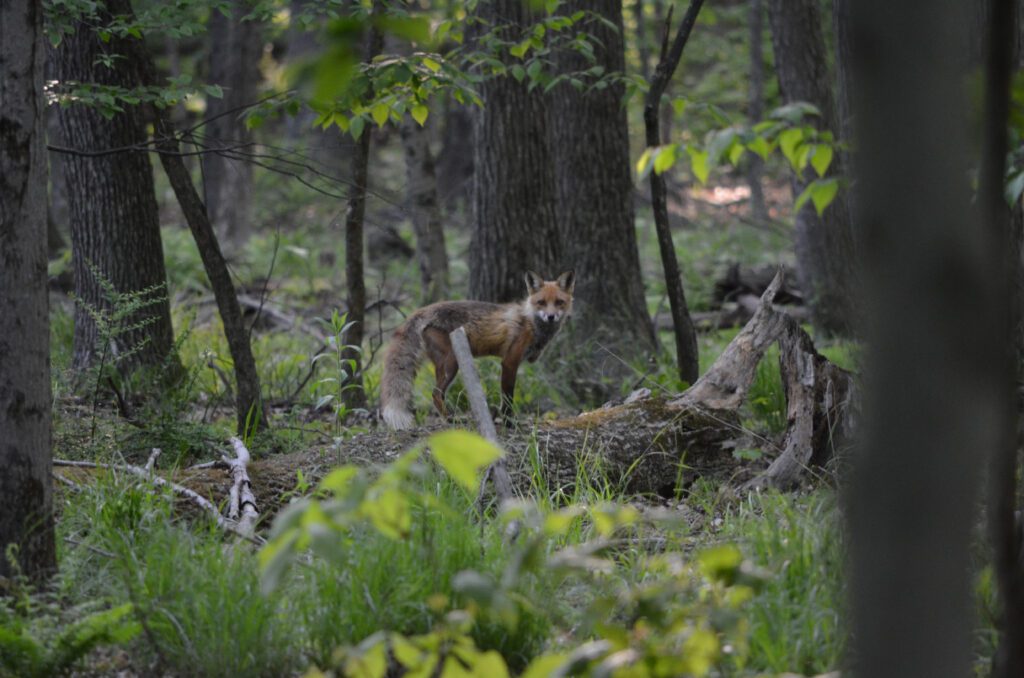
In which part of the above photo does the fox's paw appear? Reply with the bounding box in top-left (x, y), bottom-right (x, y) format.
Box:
top-left (382, 404), bottom-right (415, 430)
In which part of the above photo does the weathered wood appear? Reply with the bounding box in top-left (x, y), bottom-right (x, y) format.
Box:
top-left (225, 437), bottom-right (259, 537)
top-left (449, 328), bottom-right (516, 507)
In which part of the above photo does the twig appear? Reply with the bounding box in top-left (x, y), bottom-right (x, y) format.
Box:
top-left (52, 458), bottom-right (264, 545)
top-left (448, 327), bottom-right (520, 541)
top-left (63, 537), bottom-right (116, 559)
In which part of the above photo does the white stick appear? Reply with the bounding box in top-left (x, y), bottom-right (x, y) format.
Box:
top-left (448, 328), bottom-right (519, 540)
top-left (223, 437), bottom-right (259, 537)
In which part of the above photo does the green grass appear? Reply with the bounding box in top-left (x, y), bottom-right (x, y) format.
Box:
top-left (721, 489), bottom-right (845, 674)
top-left (52, 468), bottom-right (551, 676)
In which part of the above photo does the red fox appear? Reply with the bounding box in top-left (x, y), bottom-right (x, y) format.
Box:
top-left (380, 271), bottom-right (575, 430)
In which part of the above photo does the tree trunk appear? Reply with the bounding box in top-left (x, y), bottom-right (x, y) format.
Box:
top-left (766, 0), bottom-right (858, 337)
top-left (548, 0), bottom-right (658, 394)
top-left (202, 0), bottom-right (261, 247)
top-left (644, 1), bottom-right (705, 385)
top-left (980, 0), bottom-right (1024, 675)
top-left (400, 116), bottom-right (449, 303)
top-left (341, 26), bottom-right (384, 411)
top-left (115, 4), bottom-right (268, 435)
top-left (847, 1), bottom-right (998, 676)
top-left (746, 0), bottom-right (769, 223)
top-left (470, 0), bottom-right (563, 303)
top-left (0, 0), bottom-right (57, 583)
top-left (53, 7), bottom-right (177, 375)
top-left (436, 98), bottom-right (474, 214)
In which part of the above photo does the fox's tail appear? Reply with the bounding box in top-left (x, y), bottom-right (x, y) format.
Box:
top-left (380, 316), bottom-right (425, 430)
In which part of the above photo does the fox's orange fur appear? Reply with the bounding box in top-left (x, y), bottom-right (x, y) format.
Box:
top-left (380, 271), bottom-right (575, 430)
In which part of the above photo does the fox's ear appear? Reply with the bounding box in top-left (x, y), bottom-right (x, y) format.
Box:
top-left (525, 270), bottom-right (544, 293)
top-left (556, 270), bottom-right (575, 293)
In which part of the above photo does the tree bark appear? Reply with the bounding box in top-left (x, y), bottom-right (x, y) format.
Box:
top-left (0, 0), bottom-right (57, 583)
top-left (548, 0), bottom-right (657, 393)
top-left (746, 0), bottom-right (769, 223)
top-left (400, 115), bottom-right (449, 303)
top-left (846, 1), bottom-right (998, 676)
top-left (979, 0), bottom-right (1024, 675)
top-left (766, 0), bottom-right (858, 337)
top-left (53, 5), bottom-right (177, 375)
top-left (341, 25), bottom-right (384, 411)
top-left (202, 0), bottom-right (262, 246)
top-left (644, 1), bottom-right (704, 385)
top-left (470, 0), bottom-right (563, 303)
top-left (115, 5), bottom-right (268, 435)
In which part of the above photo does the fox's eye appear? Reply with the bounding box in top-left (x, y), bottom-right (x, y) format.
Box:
top-left (555, 300), bottom-right (565, 308)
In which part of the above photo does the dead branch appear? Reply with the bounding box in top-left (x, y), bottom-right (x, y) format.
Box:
top-left (449, 327), bottom-right (520, 538)
top-left (224, 437), bottom-right (259, 537)
top-left (52, 458), bottom-right (264, 545)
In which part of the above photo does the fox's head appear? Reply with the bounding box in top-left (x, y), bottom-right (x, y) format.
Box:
top-left (524, 270), bottom-right (575, 324)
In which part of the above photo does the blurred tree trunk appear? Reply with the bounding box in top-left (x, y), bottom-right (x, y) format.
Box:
top-left (340, 25), bottom-right (383, 411)
top-left (53, 5), bottom-right (177, 375)
top-left (746, 0), bottom-right (768, 223)
top-left (549, 0), bottom-right (658, 391)
top-left (767, 0), bottom-right (858, 337)
top-left (470, 0), bottom-right (563, 303)
top-left (633, 0), bottom-right (652, 81)
top-left (847, 2), bottom-right (1001, 678)
top-left (202, 0), bottom-right (262, 247)
top-left (980, 0), bottom-right (1024, 674)
top-left (436, 98), bottom-right (474, 216)
top-left (400, 117), bottom-right (449, 303)
top-left (0, 0), bottom-right (57, 583)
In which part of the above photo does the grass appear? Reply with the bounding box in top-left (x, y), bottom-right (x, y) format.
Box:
top-left (721, 489), bottom-right (845, 674)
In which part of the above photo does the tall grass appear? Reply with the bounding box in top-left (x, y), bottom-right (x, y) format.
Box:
top-left (54, 469), bottom-right (550, 676)
top-left (721, 489), bottom-right (845, 674)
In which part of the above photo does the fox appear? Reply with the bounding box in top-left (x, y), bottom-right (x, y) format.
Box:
top-left (379, 270), bottom-right (575, 430)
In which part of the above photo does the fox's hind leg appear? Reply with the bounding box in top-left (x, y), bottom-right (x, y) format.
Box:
top-left (423, 327), bottom-right (459, 420)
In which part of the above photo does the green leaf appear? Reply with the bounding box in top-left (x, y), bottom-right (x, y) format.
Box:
top-left (728, 141), bottom-right (746, 166)
top-left (320, 466), bottom-right (358, 494)
top-left (371, 102), bottom-right (390, 128)
top-left (687, 145), bottom-right (710, 184)
top-left (706, 128), bottom-right (738, 167)
top-left (510, 64), bottom-right (526, 82)
top-left (411, 103), bottom-right (429, 126)
top-left (428, 430), bottom-right (503, 493)
top-left (350, 115), bottom-right (365, 140)
top-left (363, 487), bottom-right (411, 539)
top-left (810, 144), bottom-right (833, 177)
top-left (509, 40), bottom-right (531, 58)
top-left (422, 56), bottom-right (442, 73)
top-left (635, 147), bottom-right (653, 178)
top-left (795, 178), bottom-right (840, 216)
top-left (747, 135), bottom-right (774, 161)
top-left (778, 127), bottom-right (804, 170)
top-left (652, 144), bottom-right (679, 174)
top-left (698, 544), bottom-right (743, 583)
top-left (809, 178), bottom-right (839, 215)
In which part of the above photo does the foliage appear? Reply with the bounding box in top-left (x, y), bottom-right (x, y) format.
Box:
top-left (311, 309), bottom-right (366, 433)
top-left (638, 101), bottom-right (843, 216)
top-left (261, 430), bottom-right (769, 676)
top-left (0, 557), bottom-right (139, 678)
